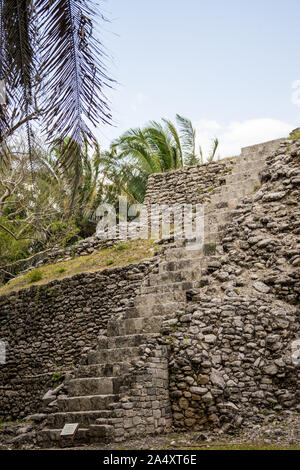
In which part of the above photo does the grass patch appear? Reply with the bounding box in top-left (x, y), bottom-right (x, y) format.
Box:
top-left (288, 132), bottom-right (300, 140)
top-left (52, 372), bottom-right (63, 382)
top-left (114, 242), bottom-right (131, 251)
top-left (56, 267), bottom-right (66, 274)
top-left (0, 239), bottom-right (155, 296)
top-left (106, 259), bottom-right (115, 266)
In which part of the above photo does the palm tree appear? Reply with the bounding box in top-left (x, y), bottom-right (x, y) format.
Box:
top-left (102, 115), bottom-right (219, 203)
top-left (0, 0), bottom-right (113, 174)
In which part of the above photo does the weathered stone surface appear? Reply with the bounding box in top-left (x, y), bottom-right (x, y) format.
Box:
top-left (253, 281), bottom-right (271, 294)
top-left (0, 135), bottom-right (299, 448)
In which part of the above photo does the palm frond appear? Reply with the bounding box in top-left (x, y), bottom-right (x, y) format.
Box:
top-left (0, 0), bottom-right (8, 151)
top-left (199, 145), bottom-right (204, 164)
top-left (162, 118), bottom-right (183, 167)
top-left (207, 137), bottom-right (219, 162)
top-left (36, 0), bottom-right (113, 169)
top-left (175, 114), bottom-right (198, 165)
top-left (1, 0), bottom-right (36, 168)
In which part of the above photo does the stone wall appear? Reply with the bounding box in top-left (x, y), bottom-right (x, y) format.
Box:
top-left (143, 139), bottom-right (284, 208)
top-left (162, 137), bottom-right (300, 431)
top-left (144, 159), bottom-right (236, 207)
top-left (0, 261), bottom-right (154, 421)
top-left (165, 294), bottom-right (299, 431)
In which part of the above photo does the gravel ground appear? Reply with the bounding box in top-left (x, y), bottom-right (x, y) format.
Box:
top-left (0, 411), bottom-right (299, 450)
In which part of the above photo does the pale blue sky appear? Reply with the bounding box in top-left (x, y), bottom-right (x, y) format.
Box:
top-left (97, 0), bottom-right (300, 156)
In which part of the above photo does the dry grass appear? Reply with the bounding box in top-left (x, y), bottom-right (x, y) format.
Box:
top-left (0, 239), bottom-right (156, 296)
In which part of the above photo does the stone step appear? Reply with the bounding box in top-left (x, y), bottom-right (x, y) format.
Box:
top-left (88, 347), bottom-right (141, 364)
top-left (74, 362), bottom-right (131, 379)
top-left (203, 192), bottom-right (255, 215)
top-left (222, 176), bottom-right (260, 189)
top-left (135, 291), bottom-right (186, 305)
top-left (108, 333), bottom-right (159, 349)
top-left (164, 247), bottom-right (203, 261)
top-left (204, 232), bottom-right (222, 244)
top-left (233, 157), bottom-right (266, 169)
top-left (95, 417), bottom-right (121, 426)
top-left (205, 210), bottom-right (233, 225)
top-left (208, 178), bottom-right (258, 196)
top-left (121, 307), bottom-right (141, 319)
top-left (225, 172), bottom-right (260, 185)
top-left (107, 316), bottom-right (166, 337)
top-left (38, 422), bottom-right (114, 446)
top-left (38, 427), bottom-right (90, 446)
top-left (148, 269), bottom-right (201, 286)
top-left (89, 424), bottom-right (114, 441)
top-left (55, 394), bottom-right (119, 412)
top-left (158, 258), bottom-right (202, 273)
top-left (67, 377), bottom-right (122, 396)
top-left (134, 301), bottom-right (185, 317)
top-left (241, 139), bottom-right (282, 156)
top-left (204, 225), bottom-right (224, 236)
top-left (211, 182), bottom-right (258, 201)
top-left (46, 410), bottom-right (114, 427)
top-left (140, 280), bottom-right (200, 295)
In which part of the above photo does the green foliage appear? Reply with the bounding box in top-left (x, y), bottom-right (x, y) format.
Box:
top-left (102, 115), bottom-right (220, 205)
top-left (106, 259), bottom-right (115, 266)
top-left (52, 373), bottom-right (63, 383)
top-left (56, 267), bottom-right (66, 274)
top-left (288, 132), bottom-right (300, 139)
top-left (0, 114), bottom-right (220, 271)
top-left (207, 138), bottom-right (219, 162)
top-left (26, 269), bottom-right (43, 283)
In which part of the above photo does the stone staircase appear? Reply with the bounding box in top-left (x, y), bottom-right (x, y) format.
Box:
top-left (36, 138), bottom-right (284, 447)
top-left (201, 138), bottom-right (283, 245)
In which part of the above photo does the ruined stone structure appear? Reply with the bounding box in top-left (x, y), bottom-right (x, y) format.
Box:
top-left (0, 135), bottom-right (299, 447)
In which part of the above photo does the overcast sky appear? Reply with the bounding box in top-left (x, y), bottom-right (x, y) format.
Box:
top-left (97, 0), bottom-right (300, 157)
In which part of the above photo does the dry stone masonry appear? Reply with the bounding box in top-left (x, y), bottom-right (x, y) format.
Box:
top-left (0, 134), bottom-right (299, 448)
top-left (0, 263), bottom-right (155, 421)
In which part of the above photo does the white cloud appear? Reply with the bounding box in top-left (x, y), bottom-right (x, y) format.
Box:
top-left (193, 118), bottom-right (294, 158)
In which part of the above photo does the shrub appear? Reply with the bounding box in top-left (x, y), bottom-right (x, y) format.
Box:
top-left (56, 267), bottom-right (66, 274)
top-left (26, 269), bottom-right (43, 283)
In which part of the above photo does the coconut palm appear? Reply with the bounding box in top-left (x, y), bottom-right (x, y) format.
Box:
top-left (103, 115), bottom-right (219, 203)
top-left (0, 0), bottom-right (113, 173)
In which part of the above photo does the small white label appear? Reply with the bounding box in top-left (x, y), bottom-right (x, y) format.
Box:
top-left (60, 423), bottom-right (79, 437)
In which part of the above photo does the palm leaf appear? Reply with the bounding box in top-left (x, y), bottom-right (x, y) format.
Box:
top-left (162, 117), bottom-right (183, 167)
top-left (1, 0), bottom-right (36, 169)
top-left (36, 0), bottom-right (113, 169)
top-left (176, 114), bottom-right (198, 165)
top-left (207, 137), bottom-right (219, 162)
